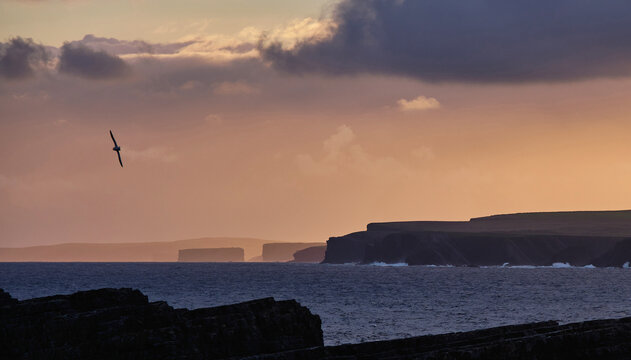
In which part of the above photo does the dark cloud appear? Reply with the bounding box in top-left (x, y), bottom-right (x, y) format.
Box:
top-left (58, 43), bottom-right (131, 79)
top-left (261, 0), bottom-right (631, 83)
top-left (0, 37), bottom-right (50, 80)
top-left (66, 34), bottom-right (194, 56)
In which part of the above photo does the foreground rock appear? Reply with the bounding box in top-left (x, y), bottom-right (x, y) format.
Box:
top-left (247, 317), bottom-right (631, 359)
top-left (0, 288), bottom-right (17, 306)
top-left (0, 288), bottom-right (322, 359)
top-left (4, 288), bottom-right (631, 359)
top-left (324, 210), bottom-right (631, 266)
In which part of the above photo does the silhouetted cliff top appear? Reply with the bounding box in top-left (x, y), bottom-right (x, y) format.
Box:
top-left (367, 210), bottom-right (631, 236)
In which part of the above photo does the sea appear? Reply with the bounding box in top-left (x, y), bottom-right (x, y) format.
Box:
top-left (2, 262), bottom-right (631, 346)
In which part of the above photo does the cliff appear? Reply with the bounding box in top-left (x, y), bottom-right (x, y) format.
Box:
top-left (291, 246), bottom-right (327, 263)
top-left (367, 209), bottom-right (631, 236)
top-left (262, 243), bottom-right (326, 262)
top-left (0, 288), bottom-right (322, 359)
top-left (324, 210), bottom-right (631, 266)
top-left (178, 247), bottom-right (244, 262)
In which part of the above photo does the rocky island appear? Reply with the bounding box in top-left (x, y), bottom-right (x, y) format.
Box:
top-left (324, 210), bottom-right (631, 267)
top-left (2, 288), bottom-right (631, 359)
top-left (0, 237), bottom-right (272, 262)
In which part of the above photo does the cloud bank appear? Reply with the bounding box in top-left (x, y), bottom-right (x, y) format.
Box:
top-left (397, 96), bottom-right (440, 111)
top-left (66, 34), bottom-right (194, 56)
top-left (0, 37), bottom-right (50, 80)
top-left (58, 42), bottom-right (131, 79)
top-left (261, 0), bottom-right (631, 83)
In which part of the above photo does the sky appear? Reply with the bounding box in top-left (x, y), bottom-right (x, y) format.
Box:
top-left (3, 0), bottom-right (631, 247)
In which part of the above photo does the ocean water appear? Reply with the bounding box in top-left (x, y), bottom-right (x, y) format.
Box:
top-left (2, 262), bottom-right (631, 345)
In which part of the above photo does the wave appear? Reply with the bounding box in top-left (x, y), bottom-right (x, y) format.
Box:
top-left (367, 263), bottom-right (461, 268)
top-left (368, 262), bottom-right (409, 267)
top-left (482, 263), bottom-right (598, 269)
top-left (417, 264), bottom-right (455, 268)
top-left (332, 262), bottom-right (629, 268)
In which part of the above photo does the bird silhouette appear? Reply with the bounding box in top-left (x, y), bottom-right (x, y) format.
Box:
top-left (110, 130), bottom-right (123, 167)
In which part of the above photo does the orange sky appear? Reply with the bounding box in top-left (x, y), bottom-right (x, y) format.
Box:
top-left (3, 0), bottom-right (631, 247)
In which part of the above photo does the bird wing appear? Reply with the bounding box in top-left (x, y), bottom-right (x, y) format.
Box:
top-left (117, 151), bottom-right (123, 167)
top-left (110, 130), bottom-right (118, 147)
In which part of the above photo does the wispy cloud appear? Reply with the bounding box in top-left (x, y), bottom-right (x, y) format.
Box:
top-left (397, 96), bottom-right (440, 111)
top-left (412, 146), bottom-right (435, 161)
top-left (213, 81), bottom-right (259, 95)
top-left (125, 147), bottom-right (177, 163)
top-left (296, 125), bottom-right (412, 178)
top-left (67, 34), bottom-right (193, 56)
top-left (203, 113), bottom-right (223, 126)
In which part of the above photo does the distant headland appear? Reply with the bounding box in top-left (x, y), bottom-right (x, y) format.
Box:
top-left (0, 237), bottom-right (325, 263)
top-left (324, 210), bottom-right (631, 267)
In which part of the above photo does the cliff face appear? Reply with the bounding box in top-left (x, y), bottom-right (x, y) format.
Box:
top-left (262, 243), bottom-right (326, 262)
top-left (178, 247), bottom-right (244, 262)
top-left (0, 288), bottom-right (322, 359)
top-left (324, 231), bottom-right (396, 264)
top-left (324, 210), bottom-right (631, 266)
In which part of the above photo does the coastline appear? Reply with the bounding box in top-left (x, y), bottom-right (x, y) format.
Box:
top-left (3, 287), bottom-right (631, 359)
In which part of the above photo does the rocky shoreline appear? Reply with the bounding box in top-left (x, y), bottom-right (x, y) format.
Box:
top-left (2, 288), bottom-right (631, 359)
top-left (0, 288), bottom-right (321, 359)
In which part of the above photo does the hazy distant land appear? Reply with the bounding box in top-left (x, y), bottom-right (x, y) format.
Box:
top-left (178, 247), bottom-right (245, 262)
top-left (7, 210), bottom-right (631, 265)
top-left (0, 237), bottom-right (324, 262)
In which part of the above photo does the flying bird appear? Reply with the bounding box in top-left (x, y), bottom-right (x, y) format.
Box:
top-left (110, 130), bottom-right (123, 167)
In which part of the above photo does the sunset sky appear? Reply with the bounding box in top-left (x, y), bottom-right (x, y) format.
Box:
top-left (3, 0), bottom-right (631, 247)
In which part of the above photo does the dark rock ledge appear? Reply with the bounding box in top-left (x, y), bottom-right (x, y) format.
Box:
top-left (3, 288), bottom-right (631, 359)
top-left (246, 318), bottom-right (631, 359)
top-left (0, 288), bottom-right (322, 359)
